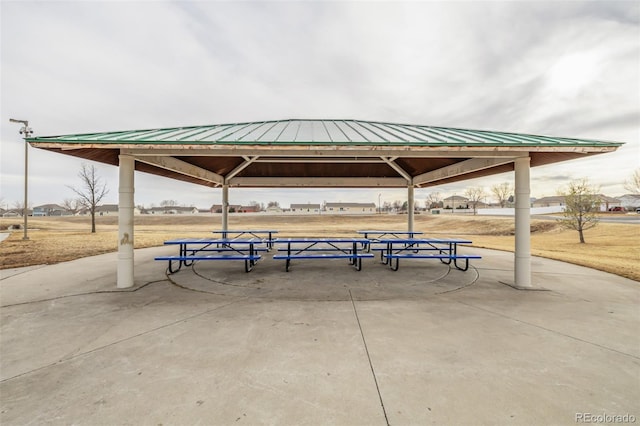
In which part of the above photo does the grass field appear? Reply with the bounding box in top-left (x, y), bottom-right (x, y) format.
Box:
top-left (1, 214), bottom-right (638, 281)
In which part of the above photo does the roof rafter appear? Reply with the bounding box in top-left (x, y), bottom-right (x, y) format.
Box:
top-left (136, 155), bottom-right (224, 186)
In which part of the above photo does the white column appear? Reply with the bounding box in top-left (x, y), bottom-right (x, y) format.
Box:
top-left (117, 154), bottom-right (135, 289)
top-left (514, 156), bottom-right (532, 288)
top-left (407, 184), bottom-right (414, 233)
top-left (222, 184), bottom-right (229, 231)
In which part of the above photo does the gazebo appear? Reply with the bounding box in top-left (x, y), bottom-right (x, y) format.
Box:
top-left (27, 119), bottom-right (623, 289)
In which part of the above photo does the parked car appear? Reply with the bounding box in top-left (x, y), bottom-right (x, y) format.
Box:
top-left (608, 206), bottom-right (626, 212)
top-left (636, 207), bottom-right (640, 214)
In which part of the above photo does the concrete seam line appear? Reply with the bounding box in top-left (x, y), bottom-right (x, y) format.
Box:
top-left (349, 289), bottom-right (390, 426)
top-left (458, 301), bottom-right (640, 361)
top-left (0, 279), bottom-right (166, 308)
top-left (0, 297), bottom-right (248, 384)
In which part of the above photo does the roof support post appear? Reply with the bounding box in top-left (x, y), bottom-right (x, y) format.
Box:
top-left (117, 154), bottom-right (135, 289)
top-left (408, 184), bottom-right (415, 233)
top-left (514, 156), bottom-right (532, 288)
top-left (222, 184), bottom-right (229, 231)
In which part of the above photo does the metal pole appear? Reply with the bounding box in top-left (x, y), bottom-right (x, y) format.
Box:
top-left (9, 119), bottom-right (32, 240)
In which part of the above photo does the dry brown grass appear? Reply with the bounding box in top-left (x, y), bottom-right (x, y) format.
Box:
top-left (1, 214), bottom-right (638, 281)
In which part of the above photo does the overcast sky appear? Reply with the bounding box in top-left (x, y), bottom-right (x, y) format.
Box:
top-left (1, 0), bottom-right (638, 210)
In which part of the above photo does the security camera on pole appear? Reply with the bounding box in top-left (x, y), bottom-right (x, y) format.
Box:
top-left (9, 118), bottom-right (33, 240)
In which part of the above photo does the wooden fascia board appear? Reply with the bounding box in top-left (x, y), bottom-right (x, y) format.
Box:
top-left (413, 157), bottom-right (517, 186)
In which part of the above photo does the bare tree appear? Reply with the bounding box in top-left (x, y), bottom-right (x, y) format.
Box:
top-left (425, 192), bottom-right (442, 209)
top-left (624, 169), bottom-right (640, 194)
top-left (464, 187), bottom-right (486, 215)
top-left (12, 200), bottom-right (24, 216)
top-left (267, 201), bottom-right (280, 208)
top-left (160, 200), bottom-right (177, 207)
top-left (557, 178), bottom-right (600, 244)
top-left (68, 164), bottom-right (109, 233)
top-left (62, 198), bottom-right (82, 215)
top-left (491, 182), bottom-right (513, 208)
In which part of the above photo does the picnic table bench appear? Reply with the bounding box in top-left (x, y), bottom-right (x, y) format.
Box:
top-left (377, 238), bottom-right (481, 271)
top-left (273, 238), bottom-right (374, 272)
top-left (357, 230), bottom-right (424, 251)
top-left (211, 230), bottom-right (279, 249)
top-left (155, 238), bottom-right (266, 273)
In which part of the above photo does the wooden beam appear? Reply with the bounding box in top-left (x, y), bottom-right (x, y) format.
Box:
top-left (136, 155), bottom-right (224, 186)
top-left (229, 177), bottom-right (407, 187)
top-left (381, 157), bottom-right (412, 182)
top-left (413, 157), bottom-right (516, 186)
top-left (225, 156), bottom-right (258, 181)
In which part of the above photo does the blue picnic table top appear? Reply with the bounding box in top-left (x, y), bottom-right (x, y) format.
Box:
top-left (164, 237), bottom-right (265, 245)
top-left (376, 237), bottom-right (472, 244)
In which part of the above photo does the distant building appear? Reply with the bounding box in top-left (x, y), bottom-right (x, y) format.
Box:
top-left (289, 203), bottom-right (321, 214)
top-left (324, 202), bottom-right (376, 214)
top-left (533, 195), bottom-right (620, 212)
top-left (33, 204), bottom-right (70, 217)
top-left (618, 194), bottom-right (640, 209)
top-left (147, 206), bottom-right (197, 215)
top-left (95, 204), bottom-right (120, 215)
top-left (209, 204), bottom-right (261, 213)
top-left (442, 196), bottom-right (469, 209)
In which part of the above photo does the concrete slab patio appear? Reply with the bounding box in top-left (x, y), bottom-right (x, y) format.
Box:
top-left (1, 246), bottom-right (638, 425)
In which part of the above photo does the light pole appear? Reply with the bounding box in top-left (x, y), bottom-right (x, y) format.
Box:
top-left (9, 118), bottom-right (33, 240)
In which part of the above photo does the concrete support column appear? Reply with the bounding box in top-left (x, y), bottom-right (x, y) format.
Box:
top-left (222, 184), bottom-right (229, 231)
top-left (117, 154), bottom-right (135, 289)
top-left (514, 156), bottom-right (532, 288)
top-left (408, 184), bottom-right (415, 233)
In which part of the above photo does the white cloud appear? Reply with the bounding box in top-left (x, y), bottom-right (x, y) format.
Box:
top-left (1, 1), bottom-right (638, 208)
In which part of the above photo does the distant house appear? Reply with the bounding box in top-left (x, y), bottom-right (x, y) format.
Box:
top-left (532, 196), bottom-right (566, 208)
top-left (442, 196), bottom-right (469, 209)
top-left (265, 205), bottom-right (284, 214)
top-left (2, 209), bottom-right (22, 217)
top-left (209, 204), bottom-right (260, 213)
top-left (289, 203), bottom-right (321, 214)
top-left (148, 206), bottom-right (197, 215)
top-left (533, 195), bottom-right (621, 212)
top-left (618, 194), bottom-right (640, 209)
top-left (324, 202), bottom-right (376, 214)
top-left (95, 204), bottom-right (120, 216)
top-left (33, 204), bottom-right (70, 217)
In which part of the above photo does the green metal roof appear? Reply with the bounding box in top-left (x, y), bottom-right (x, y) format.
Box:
top-left (28, 119), bottom-right (623, 148)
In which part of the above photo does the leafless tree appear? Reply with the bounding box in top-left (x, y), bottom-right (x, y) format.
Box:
top-left (624, 169), bottom-right (640, 194)
top-left (267, 201), bottom-right (280, 208)
top-left (160, 200), bottom-right (177, 207)
top-left (464, 187), bottom-right (486, 215)
top-left (425, 192), bottom-right (442, 209)
top-left (62, 198), bottom-right (82, 215)
top-left (12, 200), bottom-right (31, 216)
top-left (491, 182), bottom-right (513, 208)
top-left (68, 164), bottom-right (109, 233)
top-left (557, 178), bottom-right (600, 243)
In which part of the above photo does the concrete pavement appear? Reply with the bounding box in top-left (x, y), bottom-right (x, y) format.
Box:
top-left (1, 246), bottom-right (638, 425)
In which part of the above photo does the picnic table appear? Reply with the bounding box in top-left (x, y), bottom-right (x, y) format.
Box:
top-left (377, 238), bottom-right (481, 271)
top-left (155, 238), bottom-right (265, 273)
top-left (211, 230), bottom-right (279, 249)
top-left (357, 230), bottom-right (424, 251)
top-left (273, 238), bottom-right (374, 272)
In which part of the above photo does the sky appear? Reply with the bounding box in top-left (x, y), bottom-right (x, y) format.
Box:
top-left (1, 0), bottom-right (639, 210)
